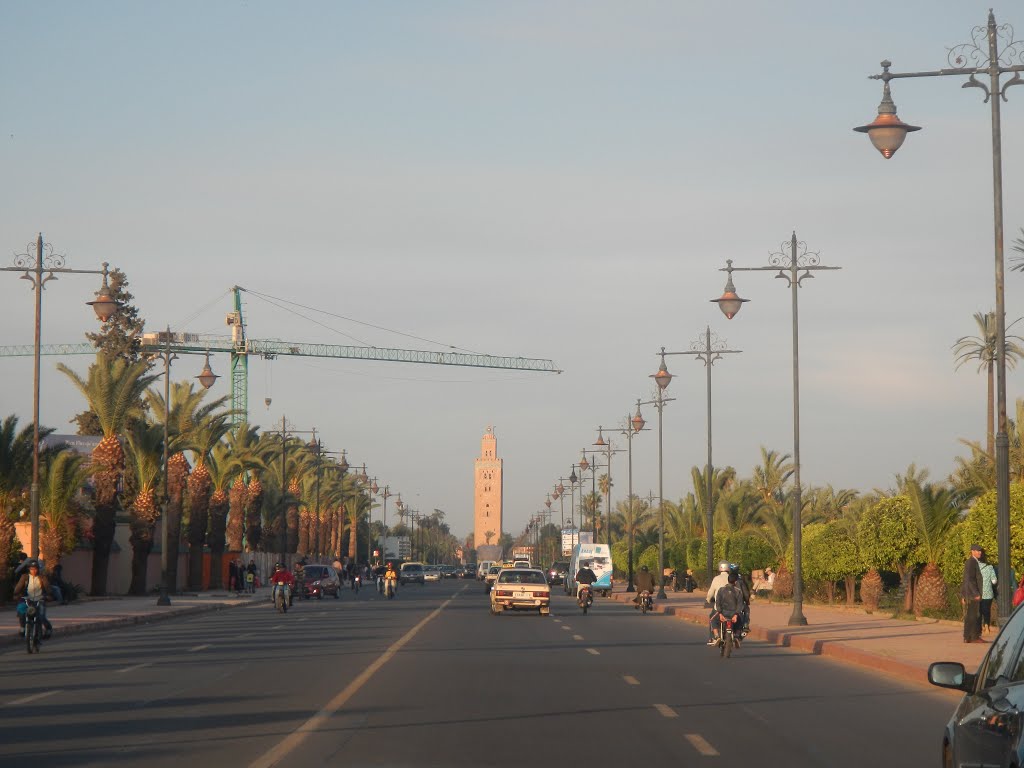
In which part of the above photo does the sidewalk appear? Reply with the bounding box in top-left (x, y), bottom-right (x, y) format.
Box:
top-left (610, 586), bottom-right (990, 692)
top-left (1, 591), bottom-right (260, 646)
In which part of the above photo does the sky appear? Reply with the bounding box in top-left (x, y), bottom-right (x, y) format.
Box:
top-left (1, 1), bottom-right (1022, 544)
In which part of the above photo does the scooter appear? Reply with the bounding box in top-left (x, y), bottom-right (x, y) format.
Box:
top-left (638, 590), bottom-right (654, 614)
top-left (21, 597), bottom-right (44, 654)
top-left (272, 583), bottom-right (290, 613)
top-left (385, 578), bottom-right (396, 599)
top-left (352, 575), bottom-right (361, 594)
top-left (578, 585), bottom-right (593, 614)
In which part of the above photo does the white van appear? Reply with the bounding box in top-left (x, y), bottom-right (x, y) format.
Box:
top-left (566, 543), bottom-right (613, 597)
top-left (477, 561), bottom-right (494, 581)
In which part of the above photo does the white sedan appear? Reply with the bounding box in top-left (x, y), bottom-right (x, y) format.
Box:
top-left (423, 567), bottom-right (442, 582)
top-left (489, 569), bottom-right (551, 616)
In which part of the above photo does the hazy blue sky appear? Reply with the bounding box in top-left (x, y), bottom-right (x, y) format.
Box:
top-left (2, 1), bottom-right (1022, 543)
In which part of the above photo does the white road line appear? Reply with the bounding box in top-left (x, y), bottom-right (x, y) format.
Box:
top-left (553, 619), bottom-right (562, 623)
top-left (272, 624), bottom-right (283, 629)
top-left (248, 594), bottom-right (457, 768)
top-left (5, 690), bottom-right (61, 707)
top-left (572, 634), bottom-right (584, 640)
top-left (237, 633), bottom-right (253, 639)
top-left (654, 703), bottom-right (678, 719)
top-left (685, 734), bottom-right (720, 756)
top-left (586, 648), bottom-right (600, 656)
top-left (623, 675), bottom-right (639, 685)
top-left (188, 644), bottom-right (211, 652)
top-left (116, 662), bottom-right (152, 674)
top-left (561, 626), bottom-right (571, 631)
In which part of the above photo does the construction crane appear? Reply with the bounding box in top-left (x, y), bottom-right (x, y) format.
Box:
top-left (0, 286), bottom-right (562, 424)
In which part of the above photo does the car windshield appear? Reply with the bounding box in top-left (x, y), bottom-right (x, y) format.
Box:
top-left (488, 567), bottom-right (501, 575)
top-left (402, 564), bottom-right (423, 571)
top-left (304, 567), bottom-right (327, 578)
top-left (497, 570), bottom-right (546, 585)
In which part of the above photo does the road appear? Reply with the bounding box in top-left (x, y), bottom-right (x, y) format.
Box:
top-left (1, 578), bottom-right (954, 767)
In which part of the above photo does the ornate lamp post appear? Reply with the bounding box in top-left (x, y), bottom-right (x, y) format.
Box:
top-left (660, 328), bottom-right (741, 580)
top-left (1, 234), bottom-right (117, 558)
top-left (639, 351), bottom-right (676, 599)
top-left (150, 328), bottom-right (218, 605)
top-left (593, 428), bottom-right (623, 555)
top-left (712, 233), bottom-right (840, 626)
top-left (614, 403), bottom-right (647, 591)
top-left (854, 10), bottom-right (1022, 622)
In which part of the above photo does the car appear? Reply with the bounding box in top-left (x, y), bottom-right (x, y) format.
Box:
top-left (483, 565), bottom-right (502, 593)
top-left (463, 564), bottom-right (477, 579)
top-left (513, 560), bottom-right (531, 569)
top-left (424, 566), bottom-right (442, 582)
top-left (547, 561), bottom-right (570, 586)
top-left (299, 564), bottom-right (341, 599)
top-left (399, 562), bottom-right (426, 585)
top-left (489, 568), bottom-right (551, 616)
top-left (477, 561), bottom-right (494, 580)
top-left (928, 602), bottom-right (1024, 766)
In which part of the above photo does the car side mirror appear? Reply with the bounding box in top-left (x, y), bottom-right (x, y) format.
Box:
top-left (928, 662), bottom-right (973, 692)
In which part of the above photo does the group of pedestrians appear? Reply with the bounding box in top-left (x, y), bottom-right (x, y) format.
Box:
top-left (227, 559), bottom-right (259, 594)
top-left (961, 543), bottom-right (1004, 643)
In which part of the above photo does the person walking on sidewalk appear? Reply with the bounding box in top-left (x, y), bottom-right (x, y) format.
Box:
top-left (979, 550), bottom-right (997, 634)
top-left (961, 543), bottom-right (985, 643)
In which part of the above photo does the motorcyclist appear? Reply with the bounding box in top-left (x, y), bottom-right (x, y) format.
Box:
top-left (13, 559), bottom-right (53, 639)
top-left (706, 561), bottom-right (732, 645)
top-left (384, 562), bottom-right (398, 598)
top-left (632, 564), bottom-right (657, 607)
top-left (270, 563), bottom-right (295, 607)
top-left (575, 561), bottom-right (598, 603)
top-left (731, 564), bottom-right (751, 636)
top-left (713, 571), bottom-right (745, 646)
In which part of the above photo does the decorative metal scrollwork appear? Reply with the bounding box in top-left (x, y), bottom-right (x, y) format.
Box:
top-left (688, 329), bottom-right (729, 355)
top-left (12, 239), bottom-right (66, 271)
top-left (768, 238), bottom-right (820, 269)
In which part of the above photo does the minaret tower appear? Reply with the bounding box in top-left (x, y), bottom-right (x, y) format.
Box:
top-left (474, 426), bottom-right (503, 552)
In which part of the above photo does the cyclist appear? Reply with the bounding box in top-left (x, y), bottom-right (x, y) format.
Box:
top-left (632, 564), bottom-right (657, 608)
top-left (706, 561), bottom-right (732, 645)
top-left (14, 560), bottom-right (53, 639)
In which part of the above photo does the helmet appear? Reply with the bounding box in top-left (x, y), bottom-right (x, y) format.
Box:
top-left (718, 561), bottom-right (730, 573)
top-left (640, 565), bottom-right (649, 572)
top-left (274, 562), bottom-right (283, 570)
top-left (25, 559), bottom-right (39, 569)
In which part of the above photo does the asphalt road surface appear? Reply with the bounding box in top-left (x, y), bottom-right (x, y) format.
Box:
top-left (1, 579), bottom-right (955, 767)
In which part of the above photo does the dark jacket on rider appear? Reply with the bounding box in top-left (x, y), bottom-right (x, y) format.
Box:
top-left (715, 581), bottom-right (744, 618)
top-left (633, 569), bottom-right (656, 594)
top-left (576, 567), bottom-right (597, 585)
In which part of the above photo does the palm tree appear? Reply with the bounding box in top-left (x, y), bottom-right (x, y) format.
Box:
top-left (221, 423), bottom-right (263, 553)
top-left (39, 449), bottom-right (89, 569)
top-left (59, 354), bottom-right (157, 595)
top-left (205, 442), bottom-right (234, 589)
top-left (906, 478), bottom-right (961, 614)
top-left (124, 422), bottom-right (164, 595)
top-left (0, 415), bottom-right (48, 596)
top-left (954, 311), bottom-right (1024, 456)
top-left (186, 408), bottom-right (233, 590)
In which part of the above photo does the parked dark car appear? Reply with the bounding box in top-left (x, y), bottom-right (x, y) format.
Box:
top-left (929, 602), bottom-right (1024, 766)
top-left (300, 564), bottom-right (341, 599)
top-left (547, 561), bottom-right (570, 586)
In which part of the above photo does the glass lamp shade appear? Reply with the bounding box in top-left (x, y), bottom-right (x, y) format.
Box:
top-left (88, 288), bottom-right (118, 322)
top-left (713, 291), bottom-right (747, 319)
top-left (569, 469), bottom-right (578, 484)
top-left (653, 366), bottom-right (672, 391)
top-left (632, 410), bottom-right (645, 433)
top-left (371, 481), bottom-right (379, 494)
top-left (854, 112), bottom-right (920, 158)
top-left (579, 455), bottom-right (589, 471)
top-left (196, 355), bottom-right (218, 390)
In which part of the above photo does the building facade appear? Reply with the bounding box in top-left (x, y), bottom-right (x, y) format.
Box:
top-left (473, 426), bottom-right (503, 553)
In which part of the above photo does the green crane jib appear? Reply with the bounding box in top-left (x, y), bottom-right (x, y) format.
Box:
top-left (0, 338), bottom-right (561, 423)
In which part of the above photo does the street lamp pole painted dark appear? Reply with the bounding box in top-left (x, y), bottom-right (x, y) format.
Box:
top-left (713, 233), bottom-right (840, 626)
top-left (593, 428), bottom-right (623, 556)
top-left (617, 404), bottom-right (647, 592)
top-left (1, 234), bottom-right (117, 559)
top-left (854, 10), bottom-right (1022, 622)
top-left (661, 328), bottom-right (742, 580)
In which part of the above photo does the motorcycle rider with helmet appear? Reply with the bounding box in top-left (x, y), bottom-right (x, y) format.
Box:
top-left (575, 561), bottom-right (598, 603)
top-left (714, 571), bottom-right (745, 647)
top-left (706, 561), bottom-right (732, 645)
top-left (730, 564), bottom-right (751, 636)
top-left (383, 562), bottom-right (398, 598)
top-left (13, 559), bottom-right (53, 639)
top-left (632, 564), bottom-right (657, 608)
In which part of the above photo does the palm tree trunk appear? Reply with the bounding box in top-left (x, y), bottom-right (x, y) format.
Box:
top-left (226, 478), bottom-right (245, 552)
top-left (298, 509), bottom-right (311, 554)
top-left (128, 518), bottom-right (156, 595)
top-left (166, 453), bottom-right (189, 593)
top-left (187, 466), bottom-right (212, 591)
top-left (347, 501), bottom-right (358, 560)
top-left (207, 493), bottom-right (228, 589)
top-left (90, 463), bottom-right (121, 596)
top-left (286, 504), bottom-right (299, 553)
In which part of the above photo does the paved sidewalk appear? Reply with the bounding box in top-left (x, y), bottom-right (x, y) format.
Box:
top-left (610, 586), bottom-right (990, 692)
top-left (1, 591), bottom-right (260, 646)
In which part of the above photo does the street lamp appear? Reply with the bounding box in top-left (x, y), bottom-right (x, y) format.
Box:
top-left (150, 327), bottom-right (217, 605)
top-left (579, 450), bottom-right (602, 537)
top-left (614, 403), bottom-right (647, 591)
top-left (661, 328), bottom-right (741, 581)
top-left (712, 232), bottom-right (840, 626)
top-left (593, 428), bottom-right (623, 555)
top-left (374, 485), bottom-right (391, 565)
top-left (855, 10), bottom-right (1022, 622)
top-left (1, 234), bottom-right (117, 558)
top-left (640, 351), bottom-right (676, 599)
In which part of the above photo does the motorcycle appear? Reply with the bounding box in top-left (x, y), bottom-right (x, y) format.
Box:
top-left (578, 585), bottom-right (593, 614)
top-left (639, 590), bottom-right (654, 614)
top-left (716, 614), bottom-right (738, 658)
top-left (21, 597), bottom-right (44, 654)
top-left (385, 578), bottom-right (396, 599)
top-left (351, 575), bottom-right (361, 594)
top-left (272, 582), bottom-right (290, 613)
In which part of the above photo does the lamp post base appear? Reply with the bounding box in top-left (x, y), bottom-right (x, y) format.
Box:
top-left (625, 585), bottom-right (635, 593)
top-left (787, 606), bottom-right (808, 626)
top-left (656, 588), bottom-right (667, 599)
top-left (156, 592), bottom-right (171, 607)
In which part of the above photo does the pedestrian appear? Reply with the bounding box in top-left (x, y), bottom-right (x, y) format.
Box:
top-left (228, 560), bottom-right (240, 593)
top-left (246, 559), bottom-right (257, 593)
top-left (979, 550), bottom-right (997, 634)
top-left (961, 543), bottom-right (985, 643)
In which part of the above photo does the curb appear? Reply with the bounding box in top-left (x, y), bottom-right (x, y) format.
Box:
top-left (3, 598), bottom-right (254, 648)
top-left (608, 591), bottom-right (954, 694)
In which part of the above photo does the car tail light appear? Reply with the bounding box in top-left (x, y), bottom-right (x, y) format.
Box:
top-left (537, 591), bottom-right (549, 598)
top-left (495, 590), bottom-right (513, 597)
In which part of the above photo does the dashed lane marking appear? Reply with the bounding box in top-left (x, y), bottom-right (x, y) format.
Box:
top-left (685, 734), bottom-right (720, 756)
top-left (586, 648), bottom-right (600, 655)
top-left (272, 624), bottom-right (283, 629)
top-left (553, 619), bottom-right (562, 623)
top-left (561, 626), bottom-right (571, 631)
top-left (572, 634), bottom-right (584, 640)
top-left (623, 675), bottom-right (639, 685)
top-left (116, 662), bottom-right (153, 674)
top-left (654, 704), bottom-right (678, 719)
top-left (5, 690), bottom-right (61, 707)
top-left (188, 644), bottom-right (211, 652)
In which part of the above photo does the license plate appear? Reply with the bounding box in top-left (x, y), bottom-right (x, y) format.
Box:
top-left (513, 592), bottom-right (530, 599)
